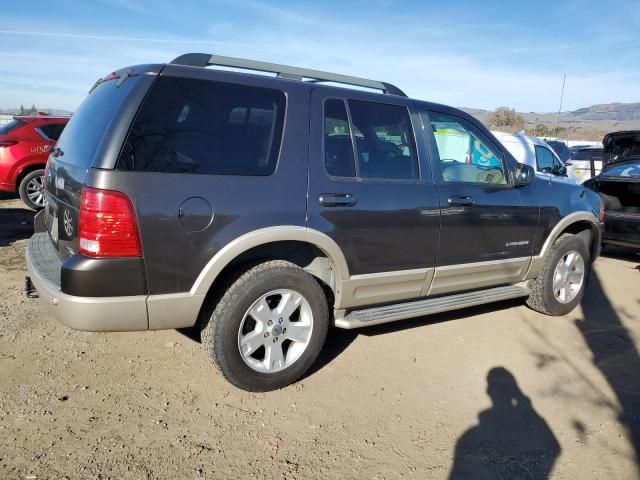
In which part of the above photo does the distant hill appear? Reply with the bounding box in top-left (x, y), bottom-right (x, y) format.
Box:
top-left (567, 103), bottom-right (640, 121)
top-left (461, 102), bottom-right (640, 141)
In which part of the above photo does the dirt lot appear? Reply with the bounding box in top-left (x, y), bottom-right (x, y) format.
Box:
top-left (1, 193), bottom-right (640, 480)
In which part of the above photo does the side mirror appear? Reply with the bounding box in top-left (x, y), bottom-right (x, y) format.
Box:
top-left (515, 163), bottom-right (535, 187)
top-left (558, 165), bottom-right (567, 176)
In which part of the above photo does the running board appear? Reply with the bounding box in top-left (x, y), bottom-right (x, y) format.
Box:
top-left (334, 284), bottom-right (530, 329)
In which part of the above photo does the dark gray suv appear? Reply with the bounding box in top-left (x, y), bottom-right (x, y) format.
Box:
top-left (26, 54), bottom-right (604, 391)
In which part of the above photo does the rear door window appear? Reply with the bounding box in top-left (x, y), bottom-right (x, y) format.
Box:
top-left (324, 99), bottom-right (356, 177)
top-left (322, 98), bottom-right (419, 180)
top-left (118, 76), bottom-right (286, 176)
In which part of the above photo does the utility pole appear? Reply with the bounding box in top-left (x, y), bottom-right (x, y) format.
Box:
top-left (555, 74), bottom-right (566, 139)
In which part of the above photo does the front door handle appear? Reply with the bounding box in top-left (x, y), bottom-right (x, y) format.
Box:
top-left (448, 195), bottom-right (474, 207)
top-left (319, 193), bottom-right (357, 207)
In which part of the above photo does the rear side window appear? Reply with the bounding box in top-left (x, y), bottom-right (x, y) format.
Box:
top-left (119, 77), bottom-right (286, 176)
top-left (322, 98), bottom-right (419, 180)
top-left (38, 123), bottom-right (66, 141)
top-left (571, 148), bottom-right (603, 161)
top-left (0, 119), bottom-right (25, 135)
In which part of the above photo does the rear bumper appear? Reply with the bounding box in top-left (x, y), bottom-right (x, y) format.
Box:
top-left (26, 232), bottom-right (148, 331)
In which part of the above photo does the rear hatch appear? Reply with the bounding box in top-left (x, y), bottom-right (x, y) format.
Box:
top-left (44, 66), bottom-right (160, 258)
top-left (603, 130), bottom-right (640, 170)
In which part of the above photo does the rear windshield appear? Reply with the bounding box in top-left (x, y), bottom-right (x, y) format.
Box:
top-left (607, 136), bottom-right (640, 163)
top-left (0, 119), bottom-right (25, 135)
top-left (55, 77), bottom-right (141, 169)
top-left (117, 76), bottom-right (286, 176)
top-left (570, 148), bottom-right (603, 161)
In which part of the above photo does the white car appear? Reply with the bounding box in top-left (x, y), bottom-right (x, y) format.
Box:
top-left (565, 146), bottom-right (604, 184)
top-left (490, 131), bottom-right (574, 183)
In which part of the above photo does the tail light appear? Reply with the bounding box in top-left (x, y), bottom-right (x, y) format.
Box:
top-left (0, 139), bottom-right (18, 148)
top-left (79, 187), bottom-right (142, 257)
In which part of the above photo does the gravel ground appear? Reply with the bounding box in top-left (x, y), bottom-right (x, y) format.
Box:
top-left (1, 192), bottom-right (640, 479)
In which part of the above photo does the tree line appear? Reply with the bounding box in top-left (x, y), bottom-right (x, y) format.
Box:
top-left (482, 107), bottom-right (605, 141)
top-left (19, 104), bottom-right (39, 115)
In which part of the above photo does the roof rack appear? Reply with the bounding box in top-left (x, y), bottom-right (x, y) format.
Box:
top-left (170, 53), bottom-right (407, 97)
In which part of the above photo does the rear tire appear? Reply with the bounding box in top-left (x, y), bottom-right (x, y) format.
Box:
top-left (526, 233), bottom-right (590, 316)
top-left (19, 169), bottom-right (46, 210)
top-left (200, 261), bottom-right (329, 392)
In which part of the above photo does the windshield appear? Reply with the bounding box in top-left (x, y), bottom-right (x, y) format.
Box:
top-left (602, 162), bottom-right (640, 178)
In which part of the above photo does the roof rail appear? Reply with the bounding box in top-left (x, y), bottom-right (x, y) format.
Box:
top-left (169, 53), bottom-right (407, 97)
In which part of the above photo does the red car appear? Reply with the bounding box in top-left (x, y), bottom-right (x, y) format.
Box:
top-left (0, 115), bottom-right (69, 209)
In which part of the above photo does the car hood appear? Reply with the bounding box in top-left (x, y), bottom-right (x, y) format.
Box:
top-left (603, 130), bottom-right (640, 169)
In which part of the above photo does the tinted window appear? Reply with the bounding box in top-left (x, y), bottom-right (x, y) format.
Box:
top-left (56, 76), bottom-right (141, 169)
top-left (119, 77), bottom-right (285, 176)
top-left (347, 100), bottom-right (418, 180)
top-left (39, 123), bottom-right (66, 141)
top-left (324, 99), bottom-right (356, 177)
top-left (608, 136), bottom-right (640, 163)
top-left (426, 111), bottom-right (508, 185)
top-left (0, 119), bottom-right (25, 135)
top-left (571, 148), bottom-right (603, 161)
top-left (535, 145), bottom-right (559, 173)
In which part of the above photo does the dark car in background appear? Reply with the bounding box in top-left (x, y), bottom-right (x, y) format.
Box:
top-left (584, 131), bottom-right (640, 248)
top-left (0, 115), bottom-right (69, 209)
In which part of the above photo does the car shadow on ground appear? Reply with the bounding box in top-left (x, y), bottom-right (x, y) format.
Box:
top-left (574, 264), bottom-right (640, 469)
top-left (176, 296), bottom-right (525, 381)
top-left (0, 201), bottom-right (35, 247)
top-left (304, 299), bottom-right (524, 380)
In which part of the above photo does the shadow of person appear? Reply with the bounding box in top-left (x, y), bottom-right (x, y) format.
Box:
top-left (449, 367), bottom-right (561, 480)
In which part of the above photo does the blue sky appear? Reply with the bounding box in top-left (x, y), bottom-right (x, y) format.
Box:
top-left (1, 0), bottom-right (638, 112)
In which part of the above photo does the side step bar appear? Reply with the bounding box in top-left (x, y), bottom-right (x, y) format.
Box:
top-left (334, 284), bottom-right (530, 329)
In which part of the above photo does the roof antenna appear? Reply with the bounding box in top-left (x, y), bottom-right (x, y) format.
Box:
top-left (554, 74), bottom-right (566, 139)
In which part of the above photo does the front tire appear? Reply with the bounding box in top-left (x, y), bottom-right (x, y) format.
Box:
top-left (526, 233), bottom-right (590, 316)
top-left (200, 261), bottom-right (329, 391)
top-left (19, 169), bottom-right (46, 210)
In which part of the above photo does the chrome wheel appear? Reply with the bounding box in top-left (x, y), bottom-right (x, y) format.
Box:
top-left (237, 289), bottom-right (313, 373)
top-left (552, 250), bottom-right (585, 304)
top-left (26, 175), bottom-right (45, 207)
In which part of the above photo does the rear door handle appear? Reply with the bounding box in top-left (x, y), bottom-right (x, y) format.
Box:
top-left (448, 195), bottom-right (474, 207)
top-left (319, 193), bottom-right (357, 207)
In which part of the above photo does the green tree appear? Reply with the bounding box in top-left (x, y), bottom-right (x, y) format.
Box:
top-left (485, 107), bottom-right (525, 132)
top-left (19, 104), bottom-right (26, 115)
top-left (29, 104), bottom-right (37, 115)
